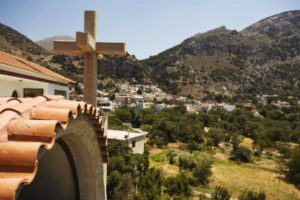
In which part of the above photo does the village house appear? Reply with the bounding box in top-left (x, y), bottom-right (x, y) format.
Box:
top-left (115, 93), bottom-right (131, 105)
top-left (136, 102), bottom-right (154, 110)
top-left (0, 51), bottom-right (73, 99)
top-left (107, 129), bottom-right (147, 154)
top-left (133, 94), bottom-right (144, 102)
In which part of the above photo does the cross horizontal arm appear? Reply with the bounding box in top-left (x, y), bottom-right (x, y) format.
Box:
top-left (53, 41), bottom-right (83, 54)
top-left (76, 32), bottom-right (96, 52)
top-left (96, 42), bottom-right (126, 56)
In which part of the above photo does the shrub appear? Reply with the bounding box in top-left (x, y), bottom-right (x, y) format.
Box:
top-left (212, 186), bottom-right (231, 200)
top-left (192, 155), bottom-right (213, 185)
top-left (164, 172), bottom-right (191, 197)
top-left (286, 146), bottom-right (300, 184)
top-left (178, 155), bottom-right (195, 170)
top-left (209, 128), bottom-right (224, 147)
top-left (239, 190), bottom-right (266, 200)
top-left (187, 140), bottom-right (200, 152)
top-left (138, 168), bottom-right (164, 200)
top-left (231, 146), bottom-right (251, 162)
top-left (166, 151), bottom-right (176, 164)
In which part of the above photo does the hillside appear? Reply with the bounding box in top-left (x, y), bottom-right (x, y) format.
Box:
top-left (0, 24), bottom-right (151, 90)
top-left (36, 35), bottom-right (75, 51)
top-left (0, 23), bottom-right (50, 58)
top-left (142, 10), bottom-right (300, 101)
top-left (1, 10), bottom-right (300, 100)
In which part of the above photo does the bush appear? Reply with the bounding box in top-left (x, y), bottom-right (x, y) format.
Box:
top-left (164, 172), bottom-right (191, 197)
top-left (239, 190), bottom-right (266, 200)
top-left (231, 146), bottom-right (251, 162)
top-left (286, 146), bottom-right (300, 184)
top-left (187, 140), bottom-right (200, 152)
top-left (115, 108), bottom-right (132, 122)
top-left (212, 186), bottom-right (231, 200)
top-left (166, 151), bottom-right (176, 164)
top-left (210, 128), bottom-right (224, 147)
top-left (138, 168), bottom-right (164, 200)
top-left (178, 155), bottom-right (195, 170)
top-left (107, 171), bottom-right (134, 200)
top-left (192, 155), bottom-right (213, 185)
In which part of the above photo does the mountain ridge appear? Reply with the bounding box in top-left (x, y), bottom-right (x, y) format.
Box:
top-left (36, 35), bottom-right (75, 51)
top-left (0, 10), bottom-right (299, 101)
top-left (142, 9), bottom-right (300, 101)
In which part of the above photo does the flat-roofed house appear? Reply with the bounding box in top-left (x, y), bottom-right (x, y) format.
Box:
top-left (107, 129), bottom-right (147, 154)
top-left (0, 51), bottom-right (73, 99)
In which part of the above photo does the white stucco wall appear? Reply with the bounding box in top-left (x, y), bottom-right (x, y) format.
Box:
top-left (48, 84), bottom-right (69, 99)
top-left (0, 77), bottom-right (24, 97)
top-left (0, 74), bottom-right (69, 99)
top-left (128, 136), bottom-right (145, 154)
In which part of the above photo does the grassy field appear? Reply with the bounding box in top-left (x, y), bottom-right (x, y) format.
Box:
top-left (210, 152), bottom-right (300, 200)
top-left (149, 142), bottom-right (300, 200)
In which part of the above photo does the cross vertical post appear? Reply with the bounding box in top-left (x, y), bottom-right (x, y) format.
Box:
top-left (83, 11), bottom-right (97, 106)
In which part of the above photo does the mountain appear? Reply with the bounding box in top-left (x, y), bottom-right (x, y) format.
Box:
top-left (1, 10), bottom-right (300, 100)
top-left (0, 23), bottom-right (150, 90)
top-left (0, 23), bottom-right (49, 58)
top-left (142, 10), bottom-right (300, 101)
top-left (36, 35), bottom-right (75, 51)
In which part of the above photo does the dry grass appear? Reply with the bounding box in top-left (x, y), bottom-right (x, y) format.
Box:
top-left (158, 164), bottom-right (180, 177)
top-left (240, 137), bottom-right (253, 149)
top-left (210, 159), bottom-right (300, 200)
top-left (149, 143), bottom-right (300, 199)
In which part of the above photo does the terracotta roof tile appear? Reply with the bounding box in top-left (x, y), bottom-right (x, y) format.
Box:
top-left (0, 95), bottom-right (108, 200)
top-left (0, 51), bottom-right (74, 83)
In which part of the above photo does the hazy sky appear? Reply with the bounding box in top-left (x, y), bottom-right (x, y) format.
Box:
top-left (0, 0), bottom-right (299, 59)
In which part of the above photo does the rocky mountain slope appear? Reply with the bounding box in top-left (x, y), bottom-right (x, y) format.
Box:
top-left (36, 35), bottom-right (75, 51)
top-left (0, 24), bottom-right (150, 91)
top-left (1, 10), bottom-right (299, 101)
top-left (142, 10), bottom-right (300, 101)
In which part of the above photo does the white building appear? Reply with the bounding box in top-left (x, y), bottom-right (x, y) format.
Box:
top-left (107, 129), bottom-right (147, 154)
top-left (0, 51), bottom-right (73, 98)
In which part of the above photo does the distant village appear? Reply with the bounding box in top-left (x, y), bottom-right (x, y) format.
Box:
top-left (72, 83), bottom-right (299, 116)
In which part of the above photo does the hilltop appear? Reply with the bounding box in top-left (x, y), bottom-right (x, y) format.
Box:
top-left (0, 24), bottom-right (150, 90)
top-left (142, 10), bottom-right (300, 101)
top-left (1, 10), bottom-right (300, 100)
top-left (36, 35), bottom-right (75, 51)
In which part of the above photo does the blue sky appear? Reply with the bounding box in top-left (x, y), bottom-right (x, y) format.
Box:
top-left (0, 0), bottom-right (299, 59)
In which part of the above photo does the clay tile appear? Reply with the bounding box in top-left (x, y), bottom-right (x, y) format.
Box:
top-left (8, 119), bottom-right (59, 138)
top-left (0, 101), bottom-right (22, 114)
top-left (0, 178), bottom-right (24, 200)
top-left (31, 107), bottom-right (72, 122)
top-left (0, 141), bottom-right (41, 167)
top-left (46, 101), bottom-right (80, 114)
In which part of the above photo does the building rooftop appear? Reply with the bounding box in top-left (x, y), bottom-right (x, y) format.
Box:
top-left (107, 129), bottom-right (147, 141)
top-left (0, 95), bottom-right (107, 199)
top-left (0, 51), bottom-right (74, 84)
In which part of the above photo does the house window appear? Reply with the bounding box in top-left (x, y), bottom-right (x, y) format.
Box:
top-left (54, 90), bottom-right (67, 98)
top-left (132, 140), bottom-right (136, 148)
top-left (23, 88), bottom-right (43, 98)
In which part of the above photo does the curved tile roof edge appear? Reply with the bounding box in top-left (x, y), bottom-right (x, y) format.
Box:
top-left (0, 95), bottom-right (108, 200)
top-left (0, 50), bottom-right (74, 83)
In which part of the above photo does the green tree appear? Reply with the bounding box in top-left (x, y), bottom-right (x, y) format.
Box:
top-left (107, 171), bottom-right (134, 200)
top-left (209, 128), bottom-right (224, 147)
top-left (164, 172), bottom-right (191, 197)
top-left (115, 108), bottom-right (132, 122)
top-left (138, 168), bottom-right (164, 200)
top-left (192, 154), bottom-right (213, 185)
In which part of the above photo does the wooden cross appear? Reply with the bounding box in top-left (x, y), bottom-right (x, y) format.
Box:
top-left (53, 11), bottom-right (126, 106)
